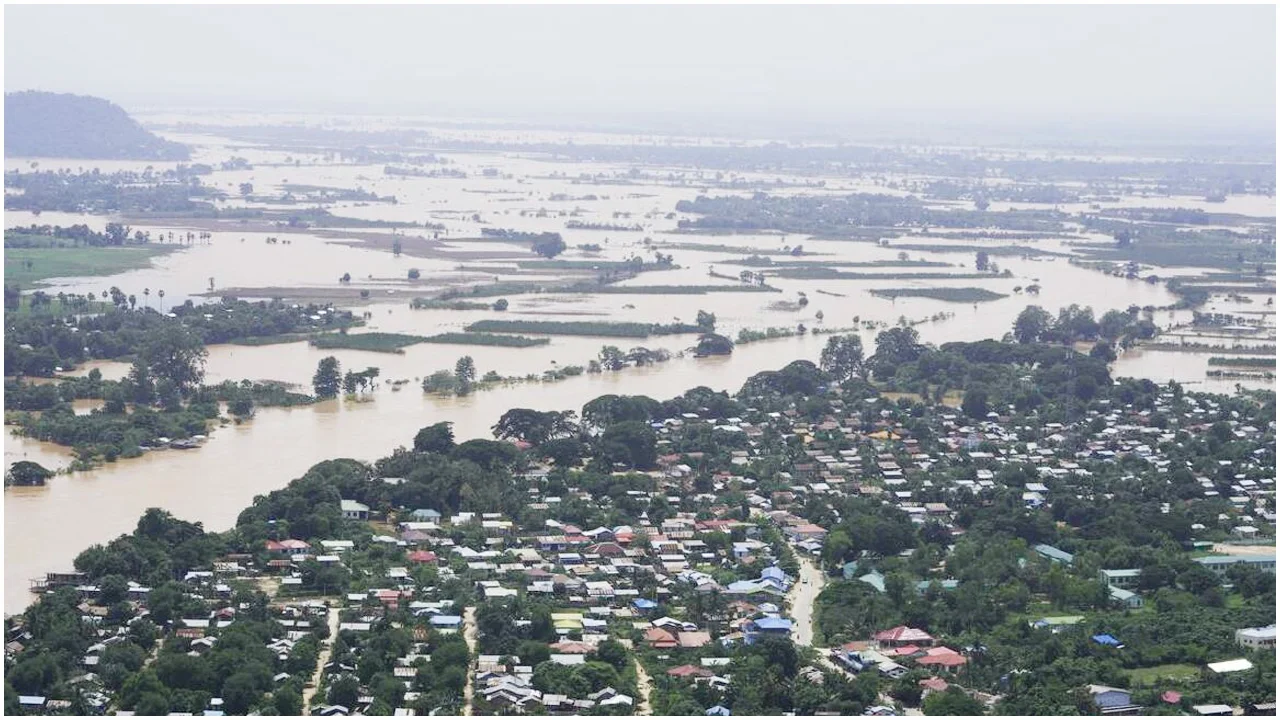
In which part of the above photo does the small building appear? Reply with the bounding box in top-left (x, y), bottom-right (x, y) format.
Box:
top-left (341, 499), bottom-right (370, 520)
top-left (1108, 586), bottom-right (1143, 609)
top-left (1235, 625), bottom-right (1276, 650)
top-left (1033, 544), bottom-right (1074, 565)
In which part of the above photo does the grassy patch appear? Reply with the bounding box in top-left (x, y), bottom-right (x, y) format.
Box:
top-left (5, 246), bottom-right (179, 285)
top-left (566, 283), bottom-right (779, 295)
top-left (421, 332), bottom-right (550, 348)
top-left (227, 333), bottom-right (313, 347)
top-left (770, 268), bottom-right (996, 280)
top-left (465, 319), bottom-right (701, 338)
top-left (308, 332), bottom-right (428, 353)
top-left (410, 298), bottom-right (494, 310)
top-left (870, 287), bottom-right (1009, 302)
top-left (1122, 664), bottom-right (1200, 686)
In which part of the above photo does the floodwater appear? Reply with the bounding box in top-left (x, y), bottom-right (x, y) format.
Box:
top-left (4, 118), bottom-right (1275, 613)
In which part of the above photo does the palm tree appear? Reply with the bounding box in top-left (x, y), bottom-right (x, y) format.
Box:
top-left (143, 288), bottom-right (151, 308)
top-left (158, 289), bottom-right (166, 312)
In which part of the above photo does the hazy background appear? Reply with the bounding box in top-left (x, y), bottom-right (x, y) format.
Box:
top-left (5, 4), bottom-right (1276, 145)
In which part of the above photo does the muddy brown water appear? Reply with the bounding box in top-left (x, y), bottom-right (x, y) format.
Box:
top-left (4, 121), bottom-right (1274, 613)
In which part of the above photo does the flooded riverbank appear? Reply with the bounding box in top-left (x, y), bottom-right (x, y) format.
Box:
top-left (5, 117), bottom-right (1274, 613)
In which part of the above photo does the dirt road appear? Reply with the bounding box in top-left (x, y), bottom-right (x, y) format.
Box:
top-left (787, 554), bottom-right (827, 648)
top-left (634, 657), bottom-right (654, 715)
top-left (462, 606), bottom-right (478, 716)
top-left (303, 603), bottom-right (340, 714)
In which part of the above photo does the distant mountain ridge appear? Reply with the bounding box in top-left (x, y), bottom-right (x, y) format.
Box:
top-left (4, 90), bottom-right (190, 160)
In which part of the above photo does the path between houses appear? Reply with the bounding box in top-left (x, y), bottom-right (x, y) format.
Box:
top-left (303, 604), bottom-right (340, 714)
top-left (462, 606), bottom-right (478, 716)
top-left (634, 657), bottom-right (654, 715)
top-left (787, 554), bottom-right (827, 648)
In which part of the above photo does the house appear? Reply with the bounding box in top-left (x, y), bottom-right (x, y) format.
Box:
top-left (1033, 544), bottom-right (1074, 565)
top-left (1088, 685), bottom-right (1142, 714)
top-left (1109, 586), bottom-right (1143, 609)
top-left (265, 539), bottom-right (312, 556)
top-left (745, 617), bottom-right (792, 644)
top-left (1206, 658), bottom-right (1254, 675)
top-left (705, 705), bottom-right (732, 716)
top-left (644, 627), bottom-right (679, 649)
top-left (874, 626), bottom-right (934, 648)
top-left (1098, 568), bottom-right (1141, 589)
top-left (1235, 625), bottom-right (1276, 649)
top-left (1194, 554), bottom-right (1275, 576)
top-left (1193, 705), bottom-right (1235, 717)
top-left (341, 500), bottom-right (370, 520)
top-left (408, 509), bottom-right (442, 522)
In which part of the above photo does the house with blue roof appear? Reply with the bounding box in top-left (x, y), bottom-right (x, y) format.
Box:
top-left (632, 598), bottom-right (658, 613)
top-left (705, 706), bottom-right (731, 716)
top-left (745, 617), bottom-right (793, 645)
top-left (1092, 634), bottom-right (1124, 648)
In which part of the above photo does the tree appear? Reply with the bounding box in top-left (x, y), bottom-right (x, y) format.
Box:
top-left (820, 334), bottom-right (866, 381)
top-left (975, 250), bottom-right (991, 272)
top-left (599, 345), bottom-right (627, 371)
top-left (140, 326), bottom-right (207, 392)
top-left (492, 298), bottom-right (509, 311)
top-left (492, 408), bottom-right (578, 446)
top-left (239, 183), bottom-right (253, 197)
top-left (1089, 341), bottom-right (1117, 362)
top-left (696, 309), bottom-right (717, 332)
top-left (313, 356), bottom-right (342, 399)
top-left (329, 674), bottom-right (360, 708)
top-left (392, 238), bottom-right (403, 257)
top-left (962, 386), bottom-right (990, 419)
top-left (531, 233), bottom-right (567, 258)
top-left (1013, 306), bottom-right (1053, 344)
top-left (407, 268), bottom-right (421, 280)
top-left (454, 356), bottom-right (476, 395)
top-left (598, 421), bottom-right (657, 469)
top-left (924, 687), bottom-right (986, 715)
top-left (414, 422), bottom-right (455, 454)
top-left (6, 460), bottom-right (53, 487)
top-left (870, 326), bottom-right (924, 379)
top-left (694, 333), bottom-right (734, 357)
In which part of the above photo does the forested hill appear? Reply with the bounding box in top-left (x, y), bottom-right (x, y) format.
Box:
top-left (4, 91), bottom-right (190, 160)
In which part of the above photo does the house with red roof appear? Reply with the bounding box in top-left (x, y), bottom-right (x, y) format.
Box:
top-left (644, 627), bottom-right (679, 649)
top-left (407, 550), bottom-right (438, 564)
top-left (874, 626), bottom-right (935, 647)
top-left (915, 646), bottom-right (967, 668)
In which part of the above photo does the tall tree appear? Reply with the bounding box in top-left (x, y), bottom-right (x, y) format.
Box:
top-left (820, 334), bottom-right (866, 381)
top-left (312, 356), bottom-right (342, 399)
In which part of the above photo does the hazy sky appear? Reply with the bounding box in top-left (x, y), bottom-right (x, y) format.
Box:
top-left (5, 4), bottom-right (1276, 138)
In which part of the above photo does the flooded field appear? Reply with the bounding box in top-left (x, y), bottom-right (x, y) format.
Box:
top-left (4, 117), bottom-right (1275, 612)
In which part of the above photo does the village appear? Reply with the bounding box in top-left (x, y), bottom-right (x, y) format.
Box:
top-left (7, 350), bottom-right (1277, 717)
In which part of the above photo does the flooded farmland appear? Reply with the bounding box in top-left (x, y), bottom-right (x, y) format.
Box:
top-left (4, 116), bottom-right (1275, 612)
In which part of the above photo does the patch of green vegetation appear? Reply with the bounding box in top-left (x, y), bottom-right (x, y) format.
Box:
top-left (421, 333), bottom-right (550, 348)
top-left (565, 283), bottom-right (779, 295)
top-left (410, 298), bottom-right (494, 310)
top-left (1208, 356), bottom-right (1277, 368)
top-left (770, 267), bottom-right (996, 280)
top-left (227, 334), bottom-right (313, 347)
top-left (466, 319), bottom-right (700, 338)
top-left (4, 246), bottom-right (179, 285)
top-left (308, 332), bottom-right (428, 353)
top-left (1121, 663), bottom-right (1200, 686)
top-left (870, 287), bottom-right (1009, 302)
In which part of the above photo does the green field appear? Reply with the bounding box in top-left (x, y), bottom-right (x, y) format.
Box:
top-left (1122, 664), bottom-right (1200, 685)
top-left (421, 332), bottom-right (550, 348)
top-left (870, 287), bottom-right (1009, 303)
top-left (308, 332), bottom-right (429, 353)
top-left (5, 246), bottom-right (179, 286)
